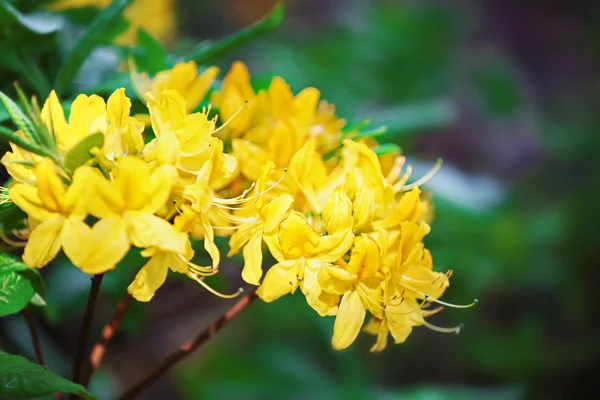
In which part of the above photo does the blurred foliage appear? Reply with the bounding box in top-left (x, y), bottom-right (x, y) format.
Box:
top-left (0, 0), bottom-right (598, 399)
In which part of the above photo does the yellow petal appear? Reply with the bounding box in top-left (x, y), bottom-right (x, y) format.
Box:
top-left (241, 230), bottom-right (264, 286)
top-left (200, 214), bottom-right (220, 268)
top-left (317, 264), bottom-right (356, 295)
top-left (221, 61), bottom-right (254, 99)
top-left (61, 217), bottom-right (93, 268)
top-left (347, 234), bottom-right (381, 278)
top-left (268, 77), bottom-right (294, 120)
top-left (293, 87), bottom-right (320, 123)
top-left (75, 217), bottom-right (130, 274)
top-left (331, 290), bottom-right (366, 350)
top-left (144, 164), bottom-right (177, 214)
top-left (113, 156), bottom-right (152, 211)
top-left (353, 185), bottom-right (375, 227)
top-left (316, 229), bottom-right (355, 263)
top-left (34, 159), bottom-right (66, 213)
top-left (256, 260), bottom-right (299, 302)
top-left (302, 265), bottom-right (339, 316)
top-left (127, 252), bottom-right (169, 302)
top-left (127, 213), bottom-right (188, 254)
top-left (322, 185), bottom-right (353, 234)
top-left (278, 211), bottom-right (319, 259)
top-left (23, 215), bottom-right (64, 268)
top-left (261, 194), bottom-right (294, 234)
top-left (386, 299), bottom-right (421, 344)
top-left (9, 184), bottom-right (55, 221)
top-left (68, 94), bottom-right (107, 147)
top-left (40, 91), bottom-right (67, 148)
top-left (84, 166), bottom-right (124, 218)
top-left (231, 139), bottom-right (270, 182)
top-left (185, 66), bottom-right (219, 111)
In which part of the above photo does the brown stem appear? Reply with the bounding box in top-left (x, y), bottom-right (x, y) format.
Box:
top-left (23, 307), bottom-right (45, 366)
top-left (118, 288), bottom-right (258, 400)
top-left (81, 294), bottom-right (132, 387)
top-left (71, 273), bottom-right (104, 394)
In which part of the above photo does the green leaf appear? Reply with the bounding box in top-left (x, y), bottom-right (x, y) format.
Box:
top-left (135, 28), bottom-right (168, 74)
top-left (0, 351), bottom-right (99, 399)
top-left (351, 125), bottom-right (388, 140)
top-left (0, 255), bottom-right (34, 317)
top-left (0, 2), bottom-right (62, 35)
top-left (54, 0), bottom-right (133, 95)
top-left (0, 90), bottom-right (37, 142)
top-left (187, 1), bottom-right (285, 64)
top-left (64, 132), bottom-right (105, 172)
top-left (0, 125), bottom-right (56, 161)
top-left (371, 143), bottom-right (402, 156)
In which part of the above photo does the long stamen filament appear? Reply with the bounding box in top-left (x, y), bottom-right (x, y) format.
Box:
top-left (0, 232), bottom-right (27, 247)
top-left (212, 100), bottom-right (248, 134)
top-left (423, 321), bottom-right (463, 334)
top-left (402, 158), bottom-right (443, 191)
top-left (187, 273), bottom-right (243, 299)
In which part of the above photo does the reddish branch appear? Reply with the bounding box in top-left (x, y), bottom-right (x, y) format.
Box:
top-left (81, 294), bottom-right (133, 387)
top-left (118, 288), bottom-right (258, 400)
top-left (23, 307), bottom-right (45, 366)
top-left (71, 273), bottom-right (104, 394)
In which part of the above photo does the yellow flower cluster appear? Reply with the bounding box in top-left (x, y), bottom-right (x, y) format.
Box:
top-left (1, 61), bottom-right (469, 351)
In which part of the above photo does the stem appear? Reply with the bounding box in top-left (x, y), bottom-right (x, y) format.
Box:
top-left (118, 288), bottom-right (258, 400)
top-left (71, 274), bottom-right (104, 391)
top-left (23, 307), bottom-right (45, 366)
top-left (81, 294), bottom-right (133, 387)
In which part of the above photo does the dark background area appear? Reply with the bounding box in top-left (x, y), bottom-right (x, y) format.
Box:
top-left (2, 0), bottom-right (600, 399)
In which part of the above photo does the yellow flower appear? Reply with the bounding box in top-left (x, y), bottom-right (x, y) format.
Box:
top-left (257, 186), bottom-right (354, 316)
top-left (67, 156), bottom-right (187, 274)
top-left (145, 90), bottom-right (221, 175)
top-left (127, 206), bottom-right (195, 302)
top-left (133, 62), bottom-right (219, 113)
top-left (8, 159), bottom-right (90, 268)
top-left (227, 162), bottom-right (294, 285)
top-left (321, 234), bottom-right (386, 350)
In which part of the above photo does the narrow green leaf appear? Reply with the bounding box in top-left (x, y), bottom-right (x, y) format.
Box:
top-left (0, 91), bottom-right (37, 142)
top-left (54, 0), bottom-right (133, 95)
top-left (0, 2), bottom-right (62, 35)
top-left (371, 143), bottom-right (402, 156)
top-left (0, 125), bottom-right (56, 161)
top-left (0, 351), bottom-right (99, 399)
top-left (187, 2), bottom-right (285, 64)
top-left (64, 132), bottom-right (105, 172)
top-left (351, 125), bottom-right (388, 140)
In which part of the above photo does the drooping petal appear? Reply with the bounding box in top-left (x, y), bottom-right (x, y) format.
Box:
top-left (9, 184), bottom-right (55, 221)
top-left (331, 290), bottom-right (366, 350)
top-left (200, 213), bottom-right (220, 268)
top-left (241, 230), bottom-right (264, 286)
top-left (256, 260), bottom-right (299, 302)
top-left (302, 265), bottom-right (339, 316)
top-left (127, 252), bottom-right (169, 302)
top-left (127, 213), bottom-right (188, 254)
top-left (23, 215), bottom-right (65, 268)
top-left (73, 217), bottom-right (130, 274)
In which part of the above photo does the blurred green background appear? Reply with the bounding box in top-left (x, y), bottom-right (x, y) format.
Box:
top-left (2, 0), bottom-right (599, 399)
